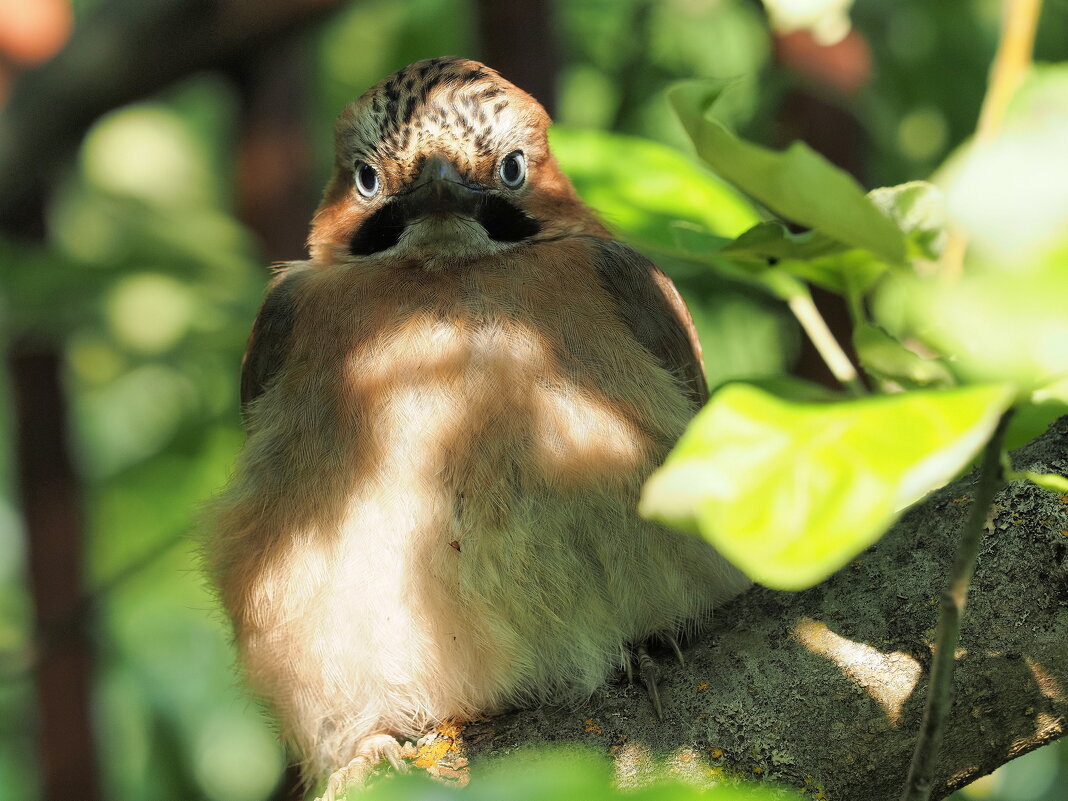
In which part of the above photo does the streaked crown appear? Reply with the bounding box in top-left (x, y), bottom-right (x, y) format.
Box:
top-left (309, 57), bottom-right (606, 265)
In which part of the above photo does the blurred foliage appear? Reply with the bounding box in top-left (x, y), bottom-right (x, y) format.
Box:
top-left (0, 1), bottom-right (1066, 801)
top-left (343, 748), bottom-right (799, 801)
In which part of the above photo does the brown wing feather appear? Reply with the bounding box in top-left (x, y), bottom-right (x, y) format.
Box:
top-left (587, 238), bottom-right (708, 409)
top-left (240, 266), bottom-right (310, 428)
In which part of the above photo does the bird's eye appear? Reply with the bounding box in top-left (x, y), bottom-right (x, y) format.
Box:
top-left (355, 162), bottom-right (380, 198)
top-left (498, 151), bottom-right (526, 189)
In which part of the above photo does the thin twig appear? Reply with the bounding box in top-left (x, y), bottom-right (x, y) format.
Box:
top-left (899, 410), bottom-right (1015, 801)
top-left (940, 0), bottom-right (1044, 280)
top-left (787, 292), bottom-right (866, 396)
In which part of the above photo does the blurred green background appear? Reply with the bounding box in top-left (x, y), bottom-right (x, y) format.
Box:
top-left (0, 1), bottom-right (1065, 800)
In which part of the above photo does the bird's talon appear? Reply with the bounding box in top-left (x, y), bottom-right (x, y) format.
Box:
top-left (636, 644), bottom-right (663, 721)
top-left (666, 633), bottom-right (686, 667)
top-left (314, 734), bottom-right (404, 801)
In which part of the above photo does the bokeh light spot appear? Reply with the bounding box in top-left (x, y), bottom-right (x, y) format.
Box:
top-left (898, 107), bottom-right (948, 162)
top-left (106, 273), bottom-right (193, 354)
top-left (82, 106), bottom-right (208, 206)
top-left (194, 711), bottom-right (284, 801)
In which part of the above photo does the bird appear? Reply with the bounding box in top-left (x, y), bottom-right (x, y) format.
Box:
top-left (206, 56), bottom-right (751, 797)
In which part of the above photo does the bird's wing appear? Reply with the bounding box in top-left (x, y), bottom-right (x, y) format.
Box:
top-left (240, 266), bottom-right (310, 428)
top-left (587, 238), bottom-right (709, 408)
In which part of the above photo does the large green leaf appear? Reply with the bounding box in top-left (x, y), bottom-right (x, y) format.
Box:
top-left (668, 82), bottom-right (905, 263)
top-left (549, 125), bottom-right (761, 246)
top-left (939, 66), bottom-right (1068, 269)
top-left (884, 266), bottom-right (1068, 393)
top-left (640, 383), bottom-right (1014, 590)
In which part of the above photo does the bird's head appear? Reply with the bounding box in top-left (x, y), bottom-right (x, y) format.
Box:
top-left (309, 57), bottom-right (607, 269)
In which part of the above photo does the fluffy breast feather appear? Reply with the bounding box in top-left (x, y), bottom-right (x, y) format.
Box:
top-left (207, 238), bottom-right (748, 776)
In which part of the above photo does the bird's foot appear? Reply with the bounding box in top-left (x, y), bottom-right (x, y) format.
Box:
top-left (624, 634), bottom-right (686, 721)
top-left (315, 734), bottom-right (406, 801)
top-left (635, 644), bottom-right (663, 721)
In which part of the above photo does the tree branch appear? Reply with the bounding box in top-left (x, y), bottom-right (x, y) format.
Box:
top-left (459, 416), bottom-right (1068, 800)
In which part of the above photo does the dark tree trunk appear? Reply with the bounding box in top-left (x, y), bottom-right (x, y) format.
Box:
top-left (474, 0), bottom-right (558, 115)
top-left (233, 38), bottom-right (317, 264)
top-left (11, 342), bottom-right (99, 801)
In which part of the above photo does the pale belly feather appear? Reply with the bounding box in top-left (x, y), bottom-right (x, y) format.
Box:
top-left (211, 261), bottom-right (750, 775)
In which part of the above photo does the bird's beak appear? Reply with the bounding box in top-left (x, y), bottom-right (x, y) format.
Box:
top-left (398, 155), bottom-right (482, 218)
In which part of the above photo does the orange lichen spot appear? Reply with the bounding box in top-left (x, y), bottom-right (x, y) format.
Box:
top-left (414, 721), bottom-right (466, 772)
top-left (414, 738), bottom-right (452, 768)
top-left (438, 721), bottom-right (464, 739)
top-left (584, 718), bottom-right (604, 735)
top-left (697, 681), bottom-right (710, 691)
top-left (1061, 529), bottom-right (1068, 537)
top-left (710, 747), bottom-right (724, 759)
top-left (953, 495), bottom-right (971, 503)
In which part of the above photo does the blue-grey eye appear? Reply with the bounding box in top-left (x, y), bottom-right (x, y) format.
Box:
top-left (355, 162), bottom-right (380, 198)
top-left (499, 151), bottom-right (526, 188)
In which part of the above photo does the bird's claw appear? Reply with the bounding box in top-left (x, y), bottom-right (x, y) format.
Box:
top-left (623, 635), bottom-right (686, 719)
top-left (636, 644), bottom-right (663, 721)
top-left (315, 734), bottom-right (405, 801)
top-left (665, 633), bottom-right (685, 667)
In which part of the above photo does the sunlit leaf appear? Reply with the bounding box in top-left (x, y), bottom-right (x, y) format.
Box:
top-left (693, 183), bottom-right (945, 296)
top-left (852, 322), bottom-right (955, 388)
top-left (640, 383), bottom-right (1015, 590)
top-left (1022, 472), bottom-right (1068, 494)
top-left (718, 222), bottom-right (884, 295)
top-left (888, 267), bottom-right (1068, 392)
top-left (668, 81), bottom-right (905, 263)
top-left (940, 66), bottom-right (1068, 268)
top-left (867, 181), bottom-right (947, 262)
top-left (550, 126), bottom-right (761, 246)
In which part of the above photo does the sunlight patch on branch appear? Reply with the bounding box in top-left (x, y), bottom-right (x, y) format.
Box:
top-left (794, 617), bottom-right (920, 725)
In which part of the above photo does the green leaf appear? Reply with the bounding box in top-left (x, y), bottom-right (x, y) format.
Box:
top-left (1022, 472), bottom-right (1068, 494)
top-left (940, 66), bottom-right (1068, 268)
top-left (884, 266), bottom-right (1068, 392)
top-left (349, 748), bottom-right (795, 801)
top-left (660, 222), bottom-right (809, 302)
top-left (1033, 377), bottom-right (1068, 407)
top-left (719, 221), bottom-right (847, 264)
top-left (668, 81), bottom-right (905, 263)
top-left (852, 322), bottom-right (955, 389)
top-left (549, 125), bottom-right (761, 247)
top-left (640, 383), bottom-right (1015, 590)
top-left (669, 220), bottom-right (736, 256)
top-left (867, 181), bottom-right (948, 261)
top-left (727, 375), bottom-right (843, 402)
